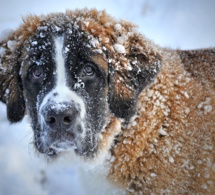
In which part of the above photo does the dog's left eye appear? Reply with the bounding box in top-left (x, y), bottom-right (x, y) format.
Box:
top-left (31, 67), bottom-right (44, 79)
top-left (83, 64), bottom-right (94, 76)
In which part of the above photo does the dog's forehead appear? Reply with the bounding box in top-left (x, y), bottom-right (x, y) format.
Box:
top-left (26, 27), bottom-right (86, 56)
top-left (22, 25), bottom-right (108, 72)
top-left (18, 11), bottom-right (141, 75)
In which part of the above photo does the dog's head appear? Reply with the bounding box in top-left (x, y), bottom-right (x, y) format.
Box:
top-left (0, 9), bottom-right (161, 159)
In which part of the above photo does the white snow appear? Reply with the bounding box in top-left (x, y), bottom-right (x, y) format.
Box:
top-left (5, 88), bottom-right (10, 95)
top-left (117, 36), bottom-right (124, 44)
top-left (150, 173), bottom-right (157, 177)
top-left (7, 40), bottom-right (17, 51)
top-left (197, 97), bottom-right (213, 114)
top-left (184, 92), bottom-right (189, 99)
top-left (0, 47), bottom-right (6, 56)
top-left (54, 26), bottom-right (61, 32)
top-left (201, 184), bottom-right (208, 190)
top-left (159, 128), bottom-right (167, 136)
top-left (132, 120), bottom-right (137, 126)
top-left (204, 105), bottom-right (212, 113)
top-left (89, 37), bottom-right (99, 48)
top-left (169, 157), bottom-right (175, 163)
top-left (31, 41), bottom-right (38, 46)
top-left (74, 77), bottom-right (85, 89)
top-left (185, 107), bottom-right (190, 114)
top-left (114, 24), bottom-right (122, 31)
top-left (113, 44), bottom-right (126, 53)
top-left (83, 21), bottom-right (89, 27)
top-left (147, 90), bottom-right (154, 98)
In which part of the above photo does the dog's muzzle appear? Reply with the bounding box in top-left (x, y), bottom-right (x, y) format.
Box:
top-left (37, 102), bottom-right (85, 155)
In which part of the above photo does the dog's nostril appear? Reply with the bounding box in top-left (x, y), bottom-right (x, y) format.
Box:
top-left (63, 116), bottom-right (72, 124)
top-left (47, 116), bottom-right (56, 124)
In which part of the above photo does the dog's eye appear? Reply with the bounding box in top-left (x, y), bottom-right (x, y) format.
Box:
top-left (83, 64), bottom-right (94, 76)
top-left (32, 67), bottom-right (44, 79)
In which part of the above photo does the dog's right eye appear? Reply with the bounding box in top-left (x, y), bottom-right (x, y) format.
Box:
top-left (31, 67), bottom-right (44, 79)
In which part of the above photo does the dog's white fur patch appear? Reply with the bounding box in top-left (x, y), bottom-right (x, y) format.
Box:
top-left (38, 36), bottom-right (86, 125)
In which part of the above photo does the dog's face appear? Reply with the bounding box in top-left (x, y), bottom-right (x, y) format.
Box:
top-left (0, 10), bottom-right (161, 159)
top-left (21, 28), bottom-right (109, 157)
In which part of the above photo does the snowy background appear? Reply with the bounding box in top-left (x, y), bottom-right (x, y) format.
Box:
top-left (0, 0), bottom-right (215, 194)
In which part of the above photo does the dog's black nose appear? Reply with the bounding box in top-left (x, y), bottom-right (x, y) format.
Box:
top-left (45, 108), bottom-right (78, 131)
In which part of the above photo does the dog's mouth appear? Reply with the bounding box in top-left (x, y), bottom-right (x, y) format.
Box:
top-left (50, 139), bottom-right (76, 151)
top-left (34, 128), bottom-right (79, 156)
top-left (46, 139), bottom-right (77, 156)
top-left (34, 125), bottom-right (98, 158)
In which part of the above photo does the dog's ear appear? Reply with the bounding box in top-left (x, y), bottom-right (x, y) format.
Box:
top-left (108, 35), bottom-right (162, 121)
top-left (0, 38), bottom-right (25, 123)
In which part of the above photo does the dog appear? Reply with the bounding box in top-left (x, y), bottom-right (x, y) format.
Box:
top-left (0, 9), bottom-right (214, 194)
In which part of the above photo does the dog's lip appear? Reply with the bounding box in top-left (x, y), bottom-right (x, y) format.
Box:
top-left (50, 140), bottom-right (75, 149)
top-left (46, 139), bottom-right (77, 155)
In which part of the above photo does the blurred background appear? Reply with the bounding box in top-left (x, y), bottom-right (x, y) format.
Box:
top-left (0, 0), bottom-right (215, 194)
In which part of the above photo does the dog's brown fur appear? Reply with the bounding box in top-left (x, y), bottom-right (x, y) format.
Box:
top-left (0, 9), bottom-right (214, 194)
top-left (109, 49), bottom-right (215, 194)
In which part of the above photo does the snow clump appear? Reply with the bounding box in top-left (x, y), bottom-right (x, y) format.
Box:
top-left (7, 40), bottom-right (17, 51)
top-left (114, 24), bottom-right (122, 31)
top-left (0, 47), bottom-right (6, 56)
top-left (113, 44), bottom-right (126, 53)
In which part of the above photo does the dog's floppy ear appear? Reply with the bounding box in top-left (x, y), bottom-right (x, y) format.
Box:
top-left (108, 35), bottom-right (162, 121)
top-left (0, 37), bottom-right (25, 123)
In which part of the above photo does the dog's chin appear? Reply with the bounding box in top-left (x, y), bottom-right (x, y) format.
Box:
top-left (34, 124), bottom-right (99, 158)
top-left (36, 139), bottom-right (77, 156)
top-left (48, 140), bottom-right (77, 154)
top-left (34, 132), bottom-right (74, 155)
top-left (35, 136), bottom-right (97, 158)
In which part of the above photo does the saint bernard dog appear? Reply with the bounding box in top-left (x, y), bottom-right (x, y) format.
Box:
top-left (0, 9), bottom-right (214, 194)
